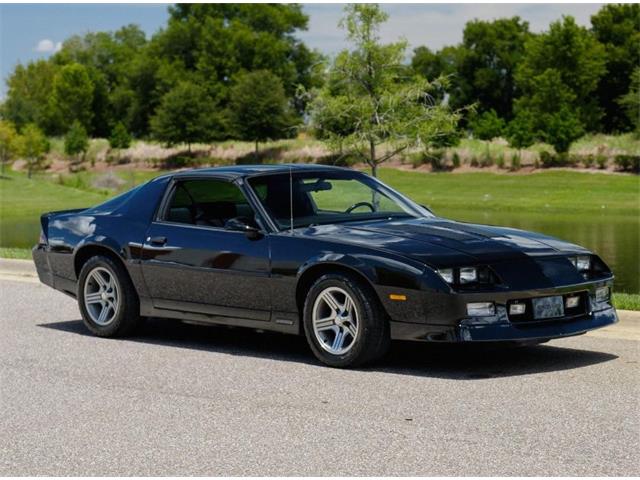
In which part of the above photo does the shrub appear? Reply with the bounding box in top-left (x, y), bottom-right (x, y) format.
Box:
top-left (429, 150), bottom-right (447, 171)
top-left (452, 152), bottom-right (461, 169)
top-left (496, 153), bottom-right (505, 169)
top-left (614, 155), bottom-right (640, 173)
top-left (510, 153), bottom-right (521, 171)
top-left (540, 151), bottom-right (574, 168)
top-left (470, 156), bottom-right (479, 167)
top-left (596, 155), bottom-right (607, 169)
top-left (407, 151), bottom-right (428, 168)
top-left (470, 109), bottom-right (506, 140)
top-left (480, 150), bottom-right (494, 167)
top-left (583, 155), bottom-right (595, 168)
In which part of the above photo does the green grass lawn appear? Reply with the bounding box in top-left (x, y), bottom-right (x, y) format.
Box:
top-left (0, 172), bottom-right (109, 222)
top-left (613, 293), bottom-right (640, 311)
top-left (377, 169), bottom-right (639, 216)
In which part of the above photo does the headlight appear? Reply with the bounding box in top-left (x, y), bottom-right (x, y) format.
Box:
top-left (569, 255), bottom-right (591, 272)
top-left (438, 268), bottom-right (454, 284)
top-left (459, 267), bottom-right (477, 284)
top-left (437, 266), bottom-right (498, 287)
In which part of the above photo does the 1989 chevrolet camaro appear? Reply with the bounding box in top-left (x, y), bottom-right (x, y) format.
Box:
top-left (33, 165), bottom-right (617, 367)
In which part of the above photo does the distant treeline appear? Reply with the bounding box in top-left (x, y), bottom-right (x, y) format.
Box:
top-left (0, 3), bottom-right (638, 148)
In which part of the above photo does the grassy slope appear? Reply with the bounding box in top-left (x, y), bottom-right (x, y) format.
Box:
top-left (0, 172), bottom-right (108, 222)
top-left (377, 169), bottom-right (639, 216)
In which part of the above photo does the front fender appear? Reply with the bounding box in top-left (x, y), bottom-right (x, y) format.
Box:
top-left (296, 251), bottom-right (432, 324)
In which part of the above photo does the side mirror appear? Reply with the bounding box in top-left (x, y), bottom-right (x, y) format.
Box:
top-left (225, 217), bottom-right (262, 239)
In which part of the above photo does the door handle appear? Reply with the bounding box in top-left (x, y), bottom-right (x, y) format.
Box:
top-left (148, 236), bottom-right (167, 246)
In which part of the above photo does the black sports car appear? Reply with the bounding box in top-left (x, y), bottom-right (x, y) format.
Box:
top-left (33, 165), bottom-right (617, 367)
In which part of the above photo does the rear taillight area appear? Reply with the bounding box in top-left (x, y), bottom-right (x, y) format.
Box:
top-left (38, 229), bottom-right (47, 246)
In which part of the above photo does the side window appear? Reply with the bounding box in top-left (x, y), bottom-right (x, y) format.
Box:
top-left (164, 179), bottom-right (255, 228)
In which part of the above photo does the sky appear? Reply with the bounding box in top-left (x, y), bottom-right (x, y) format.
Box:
top-left (0, 3), bottom-right (604, 98)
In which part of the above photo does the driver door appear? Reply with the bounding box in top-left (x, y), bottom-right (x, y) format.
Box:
top-left (140, 177), bottom-right (271, 321)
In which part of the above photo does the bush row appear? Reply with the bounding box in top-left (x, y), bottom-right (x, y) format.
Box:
top-left (406, 149), bottom-right (639, 173)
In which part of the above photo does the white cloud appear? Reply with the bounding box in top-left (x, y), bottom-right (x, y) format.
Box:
top-left (34, 38), bottom-right (61, 53)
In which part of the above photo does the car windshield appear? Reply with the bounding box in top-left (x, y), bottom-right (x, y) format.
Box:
top-left (248, 170), bottom-right (432, 230)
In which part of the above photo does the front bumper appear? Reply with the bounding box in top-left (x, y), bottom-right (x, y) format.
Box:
top-left (389, 279), bottom-right (618, 342)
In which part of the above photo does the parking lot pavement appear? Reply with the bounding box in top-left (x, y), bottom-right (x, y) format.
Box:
top-left (1, 278), bottom-right (638, 476)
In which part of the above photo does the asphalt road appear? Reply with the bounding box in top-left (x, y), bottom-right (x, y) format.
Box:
top-left (1, 278), bottom-right (638, 476)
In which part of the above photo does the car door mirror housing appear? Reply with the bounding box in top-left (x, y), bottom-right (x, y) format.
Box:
top-left (225, 217), bottom-right (262, 239)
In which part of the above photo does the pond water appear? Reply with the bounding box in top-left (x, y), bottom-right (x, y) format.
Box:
top-left (1, 209), bottom-right (638, 293)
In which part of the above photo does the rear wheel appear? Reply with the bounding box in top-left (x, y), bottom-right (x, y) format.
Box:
top-left (303, 273), bottom-right (390, 368)
top-left (78, 255), bottom-right (141, 337)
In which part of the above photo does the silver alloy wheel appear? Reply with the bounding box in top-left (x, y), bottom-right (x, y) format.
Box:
top-left (312, 286), bottom-right (359, 355)
top-left (83, 266), bottom-right (119, 326)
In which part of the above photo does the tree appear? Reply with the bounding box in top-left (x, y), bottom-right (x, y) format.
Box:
top-left (109, 122), bottom-right (132, 150)
top-left (16, 124), bottom-right (49, 178)
top-left (411, 45), bottom-right (460, 102)
top-left (227, 70), bottom-right (293, 154)
top-left (512, 69), bottom-right (583, 153)
top-left (153, 4), bottom-right (323, 117)
top-left (50, 63), bottom-right (95, 132)
top-left (454, 17), bottom-right (531, 120)
top-left (516, 16), bottom-right (606, 131)
top-left (150, 81), bottom-right (220, 151)
top-left (0, 121), bottom-right (19, 176)
top-left (109, 122), bottom-right (132, 162)
top-left (618, 67), bottom-right (640, 137)
top-left (309, 4), bottom-right (461, 176)
top-left (64, 121), bottom-right (89, 171)
top-left (507, 109), bottom-right (536, 153)
top-left (470, 110), bottom-right (506, 140)
top-left (54, 25), bottom-right (148, 136)
top-left (2, 60), bottom-right (58, 132)
top-left (591, 4), bottom-right (640, 132)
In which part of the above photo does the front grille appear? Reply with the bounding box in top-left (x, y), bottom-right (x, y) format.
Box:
top-left (507, 291), bottom-right (589, 325)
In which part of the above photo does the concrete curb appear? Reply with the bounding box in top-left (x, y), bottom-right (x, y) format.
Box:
top-left (1, 258), bottom-right (638, 322)
top-left (0, 258), bottom-right (36, 277)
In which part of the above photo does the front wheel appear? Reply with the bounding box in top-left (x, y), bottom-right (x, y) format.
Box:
top-left (78, 255), bottom-right (141, 337)
top-left (303, 273), bottom-right (390, 368)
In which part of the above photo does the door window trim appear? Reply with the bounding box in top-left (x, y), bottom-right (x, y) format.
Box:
top-left (155, 175), bottom-right (272, 233)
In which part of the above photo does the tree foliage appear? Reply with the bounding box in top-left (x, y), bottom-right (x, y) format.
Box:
top-left (618, 67), bottom-right (640, 136)
top-left (64, 121), bottom-right (89, 170)
top-left (50, 63), bottom-right (95, 132)
top-left (150, 81), bottom-right (220, 150)
top-left (0, 120), bottom-right (19, 176)
top-left (456, 17), bottom-right (531, 119)
top-left (109, 122), bottom-right (132, 150)
top-left (513, 69), bottom-right (584, 153)
top-left (310, 4), bottom-right (460, 176)
top-left (2, 60), bottom-right (58, 131)
top-left (516, 16), bottom-right (606, 132)
top-left (470, 110), bottom-right (506, 141)
top-left (591, 4), bottom-right (640, 132)
top-left (227, 70), bottom-right (294, 153)
top-left (15, 124), bottom-right (49, 178)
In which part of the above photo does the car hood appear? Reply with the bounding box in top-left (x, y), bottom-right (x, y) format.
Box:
top-left (302, 217), bottom-right (590, 269)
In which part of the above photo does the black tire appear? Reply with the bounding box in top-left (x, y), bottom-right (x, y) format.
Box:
top-left (303, 273), bottom-right (390, 368)
top-left (77, 255), bottom-right (141, 337)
